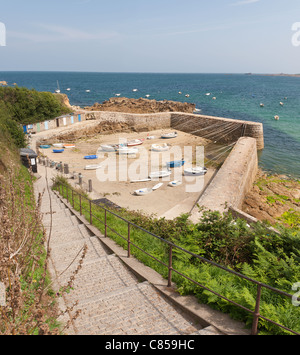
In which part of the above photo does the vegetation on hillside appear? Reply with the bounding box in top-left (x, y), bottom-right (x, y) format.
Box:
top-left (0, 86), bottom-right (71, 125)
top-left (53, 176), bottom-right (300, 335)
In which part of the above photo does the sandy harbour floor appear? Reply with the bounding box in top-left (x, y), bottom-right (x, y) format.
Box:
top-left (38, 129), bottom-right (215, 219)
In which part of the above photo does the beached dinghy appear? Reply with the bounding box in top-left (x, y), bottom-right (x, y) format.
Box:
top-left (63, 144), bottom-right (76, 149)
top-left (126, 139), bottom-right (144, 147)
top-left (134, 188), bottom-right (153, 196)
top-left (151, 143), bottom-right (170, 152)
top-left (53, 149), bottom-right (64, 153)
top-left (100, 144), bottom-right (118, 152)
top-left (152, 183), bottom-right (163, 190)
top-left (52, 143), bottom-right (64, 148)
top-left (168, 180), bottom-right (182, 187)
top-left (184, 167), bottom-right (208, 176)
top-left (166, 160), bottom-right (185, 168)
top-left (149, 170), bottom-right (171, 179)
top-left (117, 146), bottom-right (139, 155)
top-left (39, 145), bottom-right (51, 149)
top-left (84, 155), bottom-right (98, 160)
top-left (161, 132), bottom-right (177, 139)
top-left (84, 164), bottom-right (102, 170)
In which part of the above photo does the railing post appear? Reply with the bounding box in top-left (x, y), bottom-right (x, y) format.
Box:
top-left (89, 200), bottom-right (92, 225)
top-left (79, 194), bottom-right (82, 216)
top-left (72, 189), bottom-right (74, 208)
top-left (105, 209), bottom-right (107, 238)
top-left (168, 245), bottom-right (173, 287)
top-left (251, 283), bottom-right (262, 335)
top-left (66, 185), bottom-right (69, 203)
top-left (127, 223), bottom-right (131, 258)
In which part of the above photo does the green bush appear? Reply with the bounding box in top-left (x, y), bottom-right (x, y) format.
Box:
top-left (0, 86), bottom-right (71, 125)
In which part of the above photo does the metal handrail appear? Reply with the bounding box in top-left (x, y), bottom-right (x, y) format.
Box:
top-left (57, 181), bottom-right (299, 335)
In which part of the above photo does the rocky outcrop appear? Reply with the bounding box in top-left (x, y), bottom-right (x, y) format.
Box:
top-left (84, 97), bottom-right (196, 114)
top-left (242, 170), bottom-right (300, 225)
top-left (0, 81), bottom-right (8, 86)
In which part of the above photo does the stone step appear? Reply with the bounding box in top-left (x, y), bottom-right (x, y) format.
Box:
top-left (50, 238), bottom-right (108, 271)
top-left (68, 281), bottom-right (201, 336)
top-left (61, 255), bottom-right (139, 305)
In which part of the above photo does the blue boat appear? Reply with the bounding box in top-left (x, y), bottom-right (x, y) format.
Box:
top-left (53, 149), bottom-right (64, 153)
top-left (40, 145), bottom-right (51, 149)
top-left (166, 160), bottom-right (185, 168)
top-left (84, 155), bottom-right (98, 160)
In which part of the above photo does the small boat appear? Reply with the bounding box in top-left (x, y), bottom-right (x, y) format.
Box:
top-left (86, 90), bottom-right (90, 93)
top-left (63, 144), bottom-right (76, 149)
top-left (147, 135), bottom-right (155, 140)
top-left (55, 81), bottom-right (60, 94)
top-left (151, 143), bottom-right (170, 152)
top-left (206, 93), bottom-right (211, 96)
top-left (52, 143), bottom-right (64, 148)
top-left (260, 103), bottom-right (264, 107)
top-left (115, 93), bottom-right (121, 96)
top-left (66, 88), bottom-right (71, 91)
top-left (152, 183), bottom-right (163, 191)
top-left (53, 149), bottom-right (64, 154)
top-left (184, 167), bottom-right (208, 176)
top-left (130, 178), bottom-right (152, 183)
top-left (280, 102), bottom-right (284, 106)
top-left (149, 170), bottom-right (171, 179)
top-left (161, 132), bottom-right (177, 139)
top-left (39, 145), bottom-right (51, 149)
top-left (193, 108), bottom-right (201, 113)
top-left (185, 94), bottom-right (190, 98)
top-left (84, 164), bottom-right (102, 170)
top-left (133, 89), bottom-right (138, 92)
top-left (178, 92), bottom-right (182, 94)
top-left (134, 188), bottom-right (152, 196)
top-left (100, 144), bottom-right (118, 152)
top-left (126, 139), bottom-right (144, 147)
top-left (168, 180), bottom-right (182, 187)
top-left (84, 155), bottom-right (98, 160)
top-left (117, 146), bottom-right (139, 155)
top-left (166, 160), bottom-right (185, 168)
top-left (274, 115), bottom-right (279, 121)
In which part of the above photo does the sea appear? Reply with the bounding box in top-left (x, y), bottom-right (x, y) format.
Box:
top-left (0, 71), bottom-right (299, 179)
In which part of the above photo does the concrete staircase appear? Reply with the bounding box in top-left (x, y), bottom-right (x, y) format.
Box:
top-left (35, 169), bottom-right (225, 336)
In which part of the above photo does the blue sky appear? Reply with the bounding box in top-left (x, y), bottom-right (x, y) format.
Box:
top-left (1, 0), bottom-right (300, 73)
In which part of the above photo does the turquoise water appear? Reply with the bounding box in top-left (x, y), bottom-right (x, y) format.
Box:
top-left (0, 72), bottom-right (299, 178)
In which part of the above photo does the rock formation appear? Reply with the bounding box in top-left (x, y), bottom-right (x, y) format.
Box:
top-left (84, 97), bottom-right (196, 114)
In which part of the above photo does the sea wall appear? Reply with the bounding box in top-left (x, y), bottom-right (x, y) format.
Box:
top-left (170, 113), bottom-right (264, 150)
top-left (84, 111), bottom-right (171, 132)
top-left (190, 137), bottom-right (259, 223)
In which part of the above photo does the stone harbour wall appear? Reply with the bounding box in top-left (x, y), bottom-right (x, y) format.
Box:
top-left (170, 113), bottom-right (264, 150)
top-left (190, 137), bottom-right (259, 222)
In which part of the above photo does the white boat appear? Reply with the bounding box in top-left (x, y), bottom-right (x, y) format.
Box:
top-left (55, 81), bottom-right (60, 93)
top-left (117, 146), bottom-right (139, 155)
top-left (168, 180), bottom-right (182, 187)
top-left (145, 95), bottom-right (150, 98)
top-left (66, 88), bottom-right (71, 91)
top-left (161, 132), bottom-right (177, 139)
top-left (134, 188), bottom-right (152, 196)
top-left (100, 144), bottom-right (118, 152)
top-left (149, 170), bottom-right (171, 179)
top-left (274, 115), bottom-right (280, 121)
top-left (133, 89), bottom-right (138, 92)
top-left (52, 143), bottom-right (64, 148)
top-left (147, 135), bottom-right (155, 140)
top-left (86, 90), bottom-right (91, 92)
top-left (84, 164), bottom-right (102, 170)
top-left (130, 178), bottom-right (151, 183)
top-left (151, 143), bottom-right (170, 152)
top-left (152, 183), bottom-right (163, 190)
top-left (184, 167), bottom-right (208, 176)
top-left (126, 139), bottom-right (144, 147)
